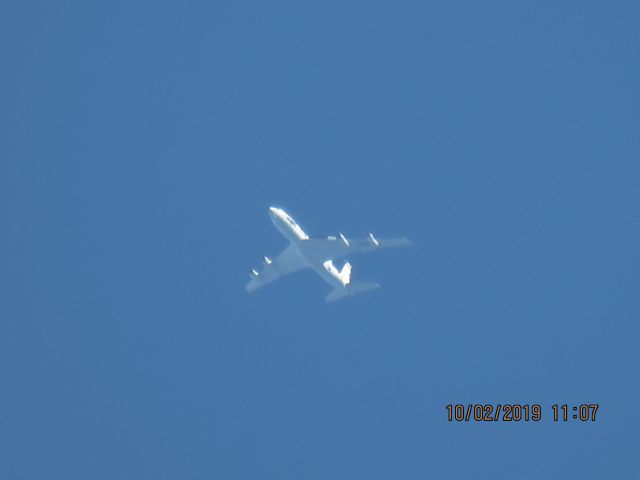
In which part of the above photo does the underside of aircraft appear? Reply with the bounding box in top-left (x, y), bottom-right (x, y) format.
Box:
top-left (246, 207), bottom-right (411, 302)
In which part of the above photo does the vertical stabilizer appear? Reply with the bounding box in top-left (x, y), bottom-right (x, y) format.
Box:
top-left (322, 260), bottom-right (352, 286)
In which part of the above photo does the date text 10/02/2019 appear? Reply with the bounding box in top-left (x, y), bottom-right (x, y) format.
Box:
top-left (445, 404), bottom-right (599, 422)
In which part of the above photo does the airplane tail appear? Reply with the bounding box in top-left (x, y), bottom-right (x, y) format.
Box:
top-left (325, 282), bottom-right (380, 303)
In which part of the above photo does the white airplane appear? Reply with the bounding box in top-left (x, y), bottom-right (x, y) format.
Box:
top-left (246, 207), bottom-right (411, 302)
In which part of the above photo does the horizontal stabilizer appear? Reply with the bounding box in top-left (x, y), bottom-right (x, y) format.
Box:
top-left (325, 282), bottom-right (380, 303)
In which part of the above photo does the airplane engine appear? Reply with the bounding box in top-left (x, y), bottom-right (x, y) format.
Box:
top-left (249, 268), bottom-right (260, 278)
top-left (263, 256), bottom-right (272, 265)
top-left (368, 233), bottom-right (379, 247)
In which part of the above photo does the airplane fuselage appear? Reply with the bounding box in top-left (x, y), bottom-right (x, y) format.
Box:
top-left (268, 207), bottom-right (348, 289)
top-left (269, 207), bottom-right (309, 242)
top-left (248, 206), bottom-right (409, 302)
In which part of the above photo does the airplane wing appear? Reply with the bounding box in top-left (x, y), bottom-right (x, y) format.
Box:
top-left (246, 244), bottom-right (308, 293)
top-left (300, 235), bottom-right (412, 261)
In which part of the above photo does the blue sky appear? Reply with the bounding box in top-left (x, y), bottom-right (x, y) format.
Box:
top-left (1, 1), bottom-right (639, 478)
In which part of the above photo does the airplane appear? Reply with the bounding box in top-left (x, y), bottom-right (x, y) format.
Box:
top-left (246, 207), bottom-right (411, 302)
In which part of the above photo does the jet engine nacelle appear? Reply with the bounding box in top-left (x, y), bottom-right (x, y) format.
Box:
top-left (339, 232), bottom-right (350, 247)
top-left (368, 233), bottom-right (379, 247)
top-left (249, 268), bottom-right (260, 278)
top-left (263, 256), bottom-right (272, 265)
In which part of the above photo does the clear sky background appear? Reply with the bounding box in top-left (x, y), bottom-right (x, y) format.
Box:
top-left (2, 1), bottom-right (639, 478)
